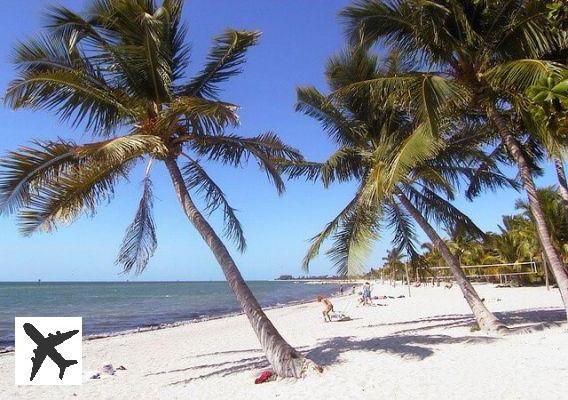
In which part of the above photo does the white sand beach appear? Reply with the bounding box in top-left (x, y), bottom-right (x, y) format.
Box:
top-left (1, 283), bottom-right (566, 400)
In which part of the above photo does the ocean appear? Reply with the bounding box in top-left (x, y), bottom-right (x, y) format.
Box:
top-left (0, 281), bottom-right (340, 348)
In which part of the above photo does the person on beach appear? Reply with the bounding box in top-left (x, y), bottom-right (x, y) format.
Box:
top-left (360, 282), bottom-right (372, 306)
top-left (317, 295), bottom-right (334, 322)
top-left (340, 285), bottom-right (344, 295)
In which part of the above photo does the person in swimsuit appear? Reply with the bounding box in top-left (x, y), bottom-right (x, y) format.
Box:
top-left (362, 282), bottom-right (372, 306)
top-left (317, 295), bottom-right (334, 322)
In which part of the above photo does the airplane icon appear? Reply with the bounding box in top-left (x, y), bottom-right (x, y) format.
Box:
top-left (23, 322), bottom-right (79, 381)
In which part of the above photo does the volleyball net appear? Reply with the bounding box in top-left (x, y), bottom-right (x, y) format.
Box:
top-left (422, 261), bottom-right (540, 284)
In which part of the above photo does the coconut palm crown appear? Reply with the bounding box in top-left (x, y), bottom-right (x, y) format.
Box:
top-left (0, 1), bottom-right (301, 270)
top-left (0, 0), bottom-right (315, 378)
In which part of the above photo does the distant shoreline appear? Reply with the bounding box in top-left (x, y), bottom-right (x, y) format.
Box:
top-left (276, 279), bottom-right (366, 285)
top-left (0, 288), bottom-right (352, 354)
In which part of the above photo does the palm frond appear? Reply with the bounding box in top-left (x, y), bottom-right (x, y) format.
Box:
top-left (296, 86), bottom-right (366, 146)
top-left (325, 200), bottom-right (381, 277)
top-left (303, 192), bottom-right (363, 271)
top-left (385, 199), bottom-right (420, 259)
top-left (405, 186), bottom-right (484, 239)
top-left (182, 158), bottom-right (246, 252)
top-left (0, 141), bottom-right (77, 215)
top-left (116, 175), bottom-right (157, 274)
top-left (334, 73), bottom-right (468, 137)
top-left (168, 96), bottom-right (239, 134)
top-left (187, 132), bottom-right (303, 194)
top-left (74, 134), bottom-right (169, 161)
top-left (319, 147), bottom-right (367, 187)
top-left (18, 157), bottom-right (137, 235)
top-left (182, 30), bottom-right (260, 99)
top-left (385, 123), bottom-right (445, 191)
top-left (484, 59), bottom-right (565, 93)
top-left (340, 0), bottom-right (416, 51)
top-left (464, 144), bottom-right (520, 200)
top-left (275, 159), bottom-right (324, 182)
top-left (5, 34), bottom-right (137, 133)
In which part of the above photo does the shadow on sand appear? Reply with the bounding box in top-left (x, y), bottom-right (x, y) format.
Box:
top-left (164, 334), bottom-right (493, 385)
top-left (364, 308), bottom-right (565, 334)
top-left (305, 334), bottom-right (496, 366)
top-left (157, 308), bottom-right (564, 385)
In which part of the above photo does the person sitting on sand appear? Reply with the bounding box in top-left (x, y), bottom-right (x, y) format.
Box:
top-left (317, 295), bottom-right (334, 322)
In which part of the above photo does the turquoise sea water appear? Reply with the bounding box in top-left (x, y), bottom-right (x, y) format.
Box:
top-left (0, 281), bottom-right (339, 348)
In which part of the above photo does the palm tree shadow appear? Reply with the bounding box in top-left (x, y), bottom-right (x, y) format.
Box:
top-left (306, 334), bottom-right (496, 366)
top-left (162, 309), bottom-right (563, 385)
top-left (164, 346), bottom-right (310, 385)
top-left (165, 333), bottom-right (494, 385)
top-left (167, 355), bottom-right (271, 385)
top-left (365, 308), bottom-right (565, 335)
top-left (496, 308), bottom-right (565, 325)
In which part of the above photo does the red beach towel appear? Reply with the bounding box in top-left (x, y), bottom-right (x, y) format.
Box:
top-left (254, 370), bottom-right (273, 384)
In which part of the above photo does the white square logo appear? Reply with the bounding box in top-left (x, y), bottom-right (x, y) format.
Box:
top-left (15, 317), bottom-right (82, 385)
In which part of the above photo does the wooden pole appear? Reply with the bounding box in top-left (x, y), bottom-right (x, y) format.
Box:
top-left (542, 252), bottom-right (550, 291)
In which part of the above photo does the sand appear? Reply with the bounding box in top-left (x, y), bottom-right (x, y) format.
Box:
top-left (0, 283), bottom-right (566, 400)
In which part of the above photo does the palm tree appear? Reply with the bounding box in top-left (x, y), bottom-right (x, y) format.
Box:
top-left (0, 0), bottom-right (315, 377)
top-left (341, 0), bottom-right (568, 319)
top-left (382, 248), bottom-right (404, 283)
top-left (526, 72), bottom-right (568, 214)
top-left (284, 48), bottom-right (512, 332)
top-left (515, 187), bottom-right (568, 260)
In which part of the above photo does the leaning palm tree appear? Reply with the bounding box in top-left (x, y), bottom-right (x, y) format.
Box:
top-left (0, 0), bottom-right (316, 377)
top-left (341, 0), bottom-right (568, 318)
top-left (284, 48), bottom-right (513, 332)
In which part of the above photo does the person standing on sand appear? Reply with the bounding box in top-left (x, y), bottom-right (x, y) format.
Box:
top-left (317, 296), bottom-right (334, 322)
top-left (340, 285), bottom-right (344, 295)
top-left (361, 282), bottom-right (372, 306)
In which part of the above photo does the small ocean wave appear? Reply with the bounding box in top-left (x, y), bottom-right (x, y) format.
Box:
top-left (0, 281), bottom-right (340, 347)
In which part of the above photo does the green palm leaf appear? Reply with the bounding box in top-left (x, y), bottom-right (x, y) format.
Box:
top-left (74, 135), bottom-right (169, 161)
top-left (18, 158), bottom-right (137, 235)
top-left (182, 158), bottom-right (246, 252)
top-left (385, 199), bottom-right (420, 259)
top-left (187, 132), bottom-right (303, 194)
top-left (182, 30), bottom-right (260, 99)
top-left (296, 86), bottom-right (366, 146)
top-left (0, 141), bottom-right (77, 215)
top-left (484, 59), bottom-right (565, 93)
top-left (384, 123), bottom-right (445, 192)
top-left (325, 200), bottom-right (381, 277)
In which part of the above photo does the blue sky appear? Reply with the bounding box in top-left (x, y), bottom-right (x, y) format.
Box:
top-left (0, 0), bottom-right (558, 282)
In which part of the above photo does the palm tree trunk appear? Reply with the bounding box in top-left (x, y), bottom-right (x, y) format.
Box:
top-left (553, 157), bottom-right (568, 221)
top-left (165, 157), bottom-right (317, 377)
top-left (486, 104), bottom-right (568, 320)
top-left (395, 189), bottom-right (508, 333)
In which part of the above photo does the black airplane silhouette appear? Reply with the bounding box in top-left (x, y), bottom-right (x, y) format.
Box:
top-left (23, 322), bottom-right (79, 381)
